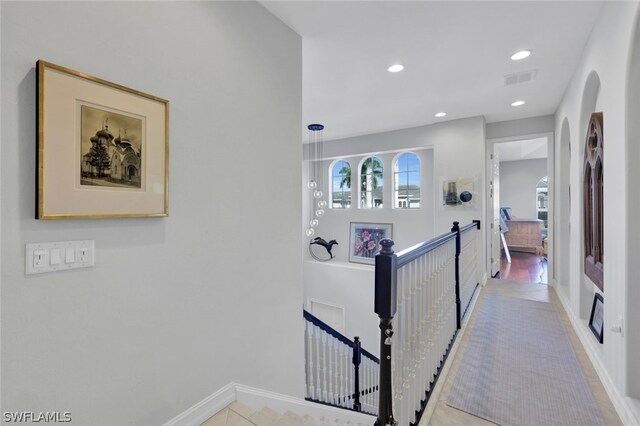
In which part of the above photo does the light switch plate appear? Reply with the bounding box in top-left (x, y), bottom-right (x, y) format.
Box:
top-left (26, 240), bottom-right (95, 275)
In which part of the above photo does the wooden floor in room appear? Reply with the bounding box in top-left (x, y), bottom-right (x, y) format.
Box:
top-left (499, 250), bottom-right (547, 284)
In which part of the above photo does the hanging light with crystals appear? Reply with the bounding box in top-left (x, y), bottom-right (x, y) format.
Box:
top-left (305, 124), bottom-right (326, 238)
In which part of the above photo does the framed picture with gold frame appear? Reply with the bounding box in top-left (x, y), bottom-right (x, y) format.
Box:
top-left (36, 60), bottom-right (169, 219)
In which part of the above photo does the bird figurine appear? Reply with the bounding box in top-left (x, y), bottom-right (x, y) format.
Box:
top-left (310, 237), bottom-right (339, 259)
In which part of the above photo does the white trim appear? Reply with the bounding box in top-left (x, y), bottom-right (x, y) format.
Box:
top-left (162, 382), bottom-right (375, 426)
top-left (485, 132), bottom-right (554, 281)
top-left (305, 145), bottom-right (432, 163)
top-left (328, 158), bottom-right (352, 210)
top-left (555, 288), bottom-right (638, 425)
top-left (391, 151), bottom-right (421, 210)
top-left (306, 297), bottom-right (346, 334)
top-left (162, 382), bottom-right (236, 426)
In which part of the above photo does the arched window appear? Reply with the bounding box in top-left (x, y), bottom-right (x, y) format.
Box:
top-left (330, 160), bottom-right (351, 208)
top-left (394, 152), bottom-right (420, 209)
top-left (360, 156), bottom-right (383, 208)
top-left (536, 176), bottom-right (548, 232)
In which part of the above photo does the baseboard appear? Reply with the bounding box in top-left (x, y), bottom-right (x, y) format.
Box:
top-left (162, 382), bottom-right (375, 426)
top-left (555, 288), bottom-right (638, 425)
top-left (162, 382), bottom-right (237, 426)
top-left (481, 271), bottom-right (488, 286)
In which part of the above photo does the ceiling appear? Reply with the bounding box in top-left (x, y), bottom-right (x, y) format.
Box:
top-left (260, 1), bottom-right (603, 142)
top-left (496, 138), bottom-right (548, 162)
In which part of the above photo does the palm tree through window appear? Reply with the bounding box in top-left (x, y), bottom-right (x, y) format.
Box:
top-left (360, 156), bottom-right (383, 208)
top-left (331, 160), bottom-right (351, 208)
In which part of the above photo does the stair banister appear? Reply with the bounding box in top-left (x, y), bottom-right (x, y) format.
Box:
top-left (374, 239), bottom-right (397, 426)
top-left (452, 221), bottom-right (462, 330)
top-left (353, 337), bottom-right (362, 412)
top-left (373, 220), bottom-right (481, 426)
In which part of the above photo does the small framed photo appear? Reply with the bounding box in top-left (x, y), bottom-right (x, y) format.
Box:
top-left (36, 60), bottom-right (169, 219)
top-left (589, 293), bottom-right (604, 344)
top-left (349, 222), bottom-right (393, 265)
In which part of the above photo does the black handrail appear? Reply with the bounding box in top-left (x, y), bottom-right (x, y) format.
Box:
top-left (304, 309), bottom-right (380, 414)
top-left (374, 220), bottom-right (481, 426)
top-left (303, 309), bottom-right (380, 363)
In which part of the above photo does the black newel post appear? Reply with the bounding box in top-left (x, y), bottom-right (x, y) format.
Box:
top-left (374, 239), bottom-right (397, 426)
top-left (352, 336), bottom-right (362, 412)
top-left (452, 221), bottom-right (462, 330)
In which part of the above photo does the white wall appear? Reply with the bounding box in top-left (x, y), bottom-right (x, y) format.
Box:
top-left (302, 117), bottom-right (486, 356)
top-left (305, 116), bottom-right (486, 253)
top-left (499, 159), bottom-right (547, 220)
top-left (1, 2), bottom-right (303, 425)
top-left (303, 261), bottom-right (380, 354)
top-left (625, 5), bottom-right (640, 404)
top-left (554, 1), bottom-right (640, 422)
top-left (486, 115), bottom-right (554, 140)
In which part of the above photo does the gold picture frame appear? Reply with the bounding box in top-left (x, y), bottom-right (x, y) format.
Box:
top-left (36, 60), bottom-right (169, 219)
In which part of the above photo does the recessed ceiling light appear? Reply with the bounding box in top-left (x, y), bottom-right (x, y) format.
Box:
top-left (388, 64), bottom-right (404, 73)
top-left (435, 112), bottom-right (447, 118)
top-left (511, 100), bottom-right (525, 107)
top-left (511, 50), bottom-right (531, 61)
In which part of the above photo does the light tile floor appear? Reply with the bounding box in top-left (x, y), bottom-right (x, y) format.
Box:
top-left (424, 279), bottom-right (622, 426)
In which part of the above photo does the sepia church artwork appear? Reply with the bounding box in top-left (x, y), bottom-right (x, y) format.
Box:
top-left (36, 60), bottom-right (169, 219)
top-left (81, 105), bottom-right (143, 189)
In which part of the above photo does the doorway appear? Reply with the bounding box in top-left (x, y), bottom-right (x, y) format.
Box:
top-left (488, 135), bottom-right (553, 284)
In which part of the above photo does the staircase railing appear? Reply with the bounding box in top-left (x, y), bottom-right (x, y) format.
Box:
top-left (374, 220), bottom-right (481, 426)
top-left (304, 309), bottom-right (380, 415)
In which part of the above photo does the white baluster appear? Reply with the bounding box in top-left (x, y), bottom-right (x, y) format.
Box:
top-left (306, 321), bottom-right (314, 399)
top-left (338, 343), bottom-right (345, 407)
top-left (370, 358), bottom-right (376, 414)
top-left (335, 340), bottom-right (341, 405)
top-left (362, 358), bottom-right (368, 413)
top-left (349, 346), bottom-right (354, 409)
top-left (321, 331), bottom-right (328, 402)
top-left (327, 336), bottom-right (334, 404)
top-left (315, 325), bottom-right (323, 401)
top-left (365, 358), bottom-right (371, 413)
top-left (345, 344), bottom-right (351, 408)
top-left (374, 360), bottom-right (379, 414)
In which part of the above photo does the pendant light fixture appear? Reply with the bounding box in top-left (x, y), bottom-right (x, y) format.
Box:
top-left (305, 124), bottom-right (327, 238)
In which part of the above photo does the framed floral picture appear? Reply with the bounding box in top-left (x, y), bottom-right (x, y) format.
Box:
top-left (36, 60), bottom-right (169, 219)
top-left (349, 222), bottom-right (393, 265)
